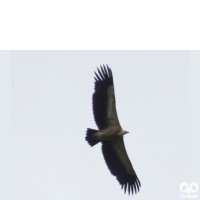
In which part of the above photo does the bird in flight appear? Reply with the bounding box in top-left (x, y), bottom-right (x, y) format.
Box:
top-left (85, 65), bottom-right (141, 195)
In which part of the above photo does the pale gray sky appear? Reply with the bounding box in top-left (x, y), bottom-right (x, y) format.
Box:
top-left (11, 51), bottom-right (190, 200)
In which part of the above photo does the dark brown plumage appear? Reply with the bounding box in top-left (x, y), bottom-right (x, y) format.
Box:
top-left (85, 65), bottom-right (141, 195)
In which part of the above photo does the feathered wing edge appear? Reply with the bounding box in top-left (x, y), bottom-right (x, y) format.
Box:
top-left (92, 65), bottom-right (113, 130)
top-left (102, 141), bottom-right (141, 195)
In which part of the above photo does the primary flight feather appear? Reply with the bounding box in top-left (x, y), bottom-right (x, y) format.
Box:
top-left (85, 65), bottom-right (141, 195)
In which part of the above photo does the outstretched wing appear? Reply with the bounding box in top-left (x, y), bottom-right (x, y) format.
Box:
top-left (102, 138), bottom-right (141, 195)
top-left (93, 65), bottom-right (121, 130)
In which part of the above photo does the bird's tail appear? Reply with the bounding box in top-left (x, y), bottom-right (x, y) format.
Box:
top-left (85, 128), bottom-right (99, 147)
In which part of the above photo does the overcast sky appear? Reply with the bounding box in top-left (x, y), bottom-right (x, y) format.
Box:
top-left (11, 51), bottom-right (190, 200)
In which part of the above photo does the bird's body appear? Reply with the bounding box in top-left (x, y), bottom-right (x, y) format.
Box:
top-left (85, 65), bottom-right (141, 195)
top-left (92, 125), bottom-right (125, 141)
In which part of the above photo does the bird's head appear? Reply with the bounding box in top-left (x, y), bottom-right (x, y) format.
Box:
top-left (124, 130), bottom-right (129, 135)
top-left (118, 130), bottom-right (129, 136)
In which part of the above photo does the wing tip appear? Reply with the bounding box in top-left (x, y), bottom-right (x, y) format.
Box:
top-left (120, 175), bottom-right (141, 195)
top-left (94, 64), bottom-right (113, 82)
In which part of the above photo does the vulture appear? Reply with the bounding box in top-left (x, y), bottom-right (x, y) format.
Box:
top-left (85, 65), bottom-right (141, 195)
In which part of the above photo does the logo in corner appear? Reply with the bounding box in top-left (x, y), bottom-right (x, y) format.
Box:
top-left (180, 182), bottom-right (198, 199)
